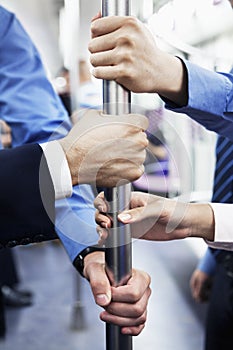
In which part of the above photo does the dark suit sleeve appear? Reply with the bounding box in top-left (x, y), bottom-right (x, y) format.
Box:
top-left (0, 143), bottom-right (57, 248)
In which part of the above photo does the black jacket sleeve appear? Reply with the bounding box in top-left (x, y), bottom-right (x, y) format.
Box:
top-left (0, 143), bottom-right (57, 248)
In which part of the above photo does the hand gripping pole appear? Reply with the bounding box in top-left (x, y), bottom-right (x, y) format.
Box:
top-left (101, 1), bottom-right (132, 350)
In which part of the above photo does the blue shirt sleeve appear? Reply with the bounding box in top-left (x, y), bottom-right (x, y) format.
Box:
top-left (197, 247), bottom-right (217, 276)
top-left (0, 6), bottom-right (98, 262)
top-left (55, 185), bottom-right (99, 262)
top-left (165, 58), bottom-right (233, 140)
top-left (0, 5), bottom-right (70, 145)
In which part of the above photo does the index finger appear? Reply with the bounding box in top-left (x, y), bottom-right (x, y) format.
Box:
top-left (91, 15), bottom-right (134, 37)
top-left (111, 269), bottom-right (151, 303)
top-left (94, 191), bottom-right (108, 212)
top-left (101, 113), bottom-right (149, 132)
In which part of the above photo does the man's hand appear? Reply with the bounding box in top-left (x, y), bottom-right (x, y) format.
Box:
top-left (59, 109), bottom-right (148, 188)
top-left (83, 251), bottom-right (151, 336)
top-left (190, 269), bottom-right (213, 303)
top-left (94, 191), bottom-right (215, 243)
top-left (89, 16), bottom-right (187, 105)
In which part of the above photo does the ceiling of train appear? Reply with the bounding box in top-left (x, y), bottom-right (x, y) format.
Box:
top-left (1, 0), bottom-right (233, 75)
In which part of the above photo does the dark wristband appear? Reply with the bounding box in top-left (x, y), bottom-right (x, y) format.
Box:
top-left (73, 246), bottom-right (105, 278)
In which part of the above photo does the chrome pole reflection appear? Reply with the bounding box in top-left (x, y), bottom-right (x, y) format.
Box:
top-left (102, 1), bottom-right (132, 350)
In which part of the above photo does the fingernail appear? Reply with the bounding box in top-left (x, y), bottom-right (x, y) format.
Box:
top-left (118, 213), bottom-right (132, 222)
top-left (122, 328), bottom-right (132, 335)
top-left (96, 294), bottom-right (109, 306)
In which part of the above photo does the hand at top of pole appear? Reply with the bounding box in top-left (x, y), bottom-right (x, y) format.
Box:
top-left (89, 15), bottom-right (188, 106)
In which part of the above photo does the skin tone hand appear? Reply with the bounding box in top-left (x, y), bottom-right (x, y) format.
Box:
top-left (89, 15), bottom-right (188, 106)
top-left (58, 109), bottom-right (148, 187)
top-left (83, 251), bottom-right (151, 336)
top-left (0, 120), bottom-right (12, 148)
top-left (190, 269), bottom-right (213, 303)
top-left (94, 191), bottom-right (215, 243)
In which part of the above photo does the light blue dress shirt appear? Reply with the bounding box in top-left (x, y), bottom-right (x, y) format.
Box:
top-left (165, 59), bottom-right (233, 140)
top-left (0, 5), bottom-right (98, 262)
top-left (165, 60), bottom-right (233, 274)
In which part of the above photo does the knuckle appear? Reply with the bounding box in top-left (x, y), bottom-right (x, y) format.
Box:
top-left (137, 165), bottom-right (145, 178)
top-left (146, 273), bottom-right (152, 286)
top-left (94, 211), bottom-right (99, 221)
top-left (129, 169), bottom-right (140, 182)
top-left (91, 276), bottom-right (107, 291)
top-left (139, 135), bottom-right (149, 148)
top-left (92, 67), bottom-right (101, 79)
top-left (128, 289), bottom-right (141, 303)
top-left (116, 35), bottom-right (131, 47)
top-left (89, 54), bottom-right (96, 66)
top-left (90, 22), bottom-right (98, 37)
top-left (138, 313), bottom-right (147, 325)
top-left (124, 16), bottom-right (139, 30)
top-left (88, 41), bottom-right (94, 53)
top-left (133, 304), bottom-right (145, 317)
top-left (115, 64), bottom-right (127, 80)
top-left (130, 324), bottom-right (144, 336)
top-left (115, 48), bottom-right (133, 67)
top-left (119, 62), bottom-right (134, 79)
top-left (144, 135), bottom-right (149, 147)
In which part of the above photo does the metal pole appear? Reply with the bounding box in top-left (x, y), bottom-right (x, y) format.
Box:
top-left (102, 1), bottom-right (132, 350)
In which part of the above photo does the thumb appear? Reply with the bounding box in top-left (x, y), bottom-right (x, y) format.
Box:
top-left (86, 260), bottom-right (112, 307)
top-left (118, 207), bottom-right (144, 224)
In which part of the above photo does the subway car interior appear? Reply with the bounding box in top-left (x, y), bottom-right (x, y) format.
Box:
top-left (1, 0), bottom-right (233, 349)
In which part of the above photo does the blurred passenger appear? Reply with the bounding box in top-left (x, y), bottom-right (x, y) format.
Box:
top-left (78, 59), bottom-right (102, 109)
top-left (190, 244), bottom-right (233, 349)
top-left (143, 108), bottom-right (168, 176)
top-left (189, 137), bottom-right (233, 350)
top-left (0, 249), bottom-right (33, 307)
top-left (190, 247), bottom-right (215, 305)
top-left (71, 60), bottom-right (102, 125)
top-left (54, 66), bottom-right (72, 116)
top-left (133, 107), bottom-right (169, 197)
top-left (0, 121), bottom-right (33, 309)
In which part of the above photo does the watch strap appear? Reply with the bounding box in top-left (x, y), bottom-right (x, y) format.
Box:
top-left (73, 246), bottom-right (105, 277)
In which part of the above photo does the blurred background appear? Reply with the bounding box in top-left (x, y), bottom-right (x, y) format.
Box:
top-left (1, 1), bottom-right (233, 349)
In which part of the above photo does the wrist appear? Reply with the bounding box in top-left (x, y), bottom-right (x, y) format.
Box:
top-left (73, 246), bottom-right (105, 278)
top-left (58, 137), bottom-right (81, 186)
top-left (159, 55), bottom-right (188, 106)
top-left (190, 203), bottom-right (215, 241)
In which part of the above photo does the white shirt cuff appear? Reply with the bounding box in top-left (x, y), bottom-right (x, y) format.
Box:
top-left (206, 203), bottom-right (233, 251)
top-left (40, 141), bottom-right (72, 200)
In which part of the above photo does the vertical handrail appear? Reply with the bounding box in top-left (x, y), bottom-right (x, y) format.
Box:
top-left (101, 1), bottom-right (132, 350)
